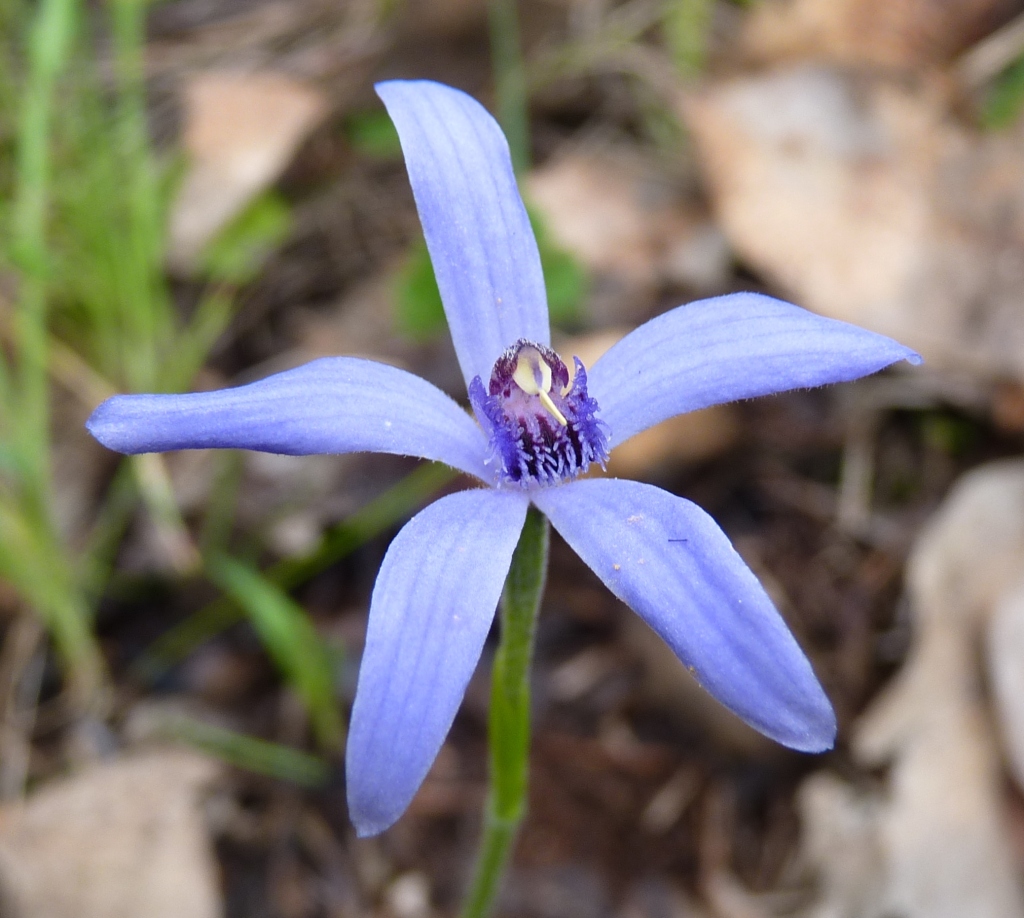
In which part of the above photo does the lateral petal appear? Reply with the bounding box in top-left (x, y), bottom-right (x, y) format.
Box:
top-left (533, 478), bottom-right (836, 752)
top-left (86, 357), bottom-right (491, 481)
top-left (587, 292), bottom-right (921, 450)
top-left (377, 80), bottom-right (549, 387)
top-left (346, 488), bottom-right (529, 836)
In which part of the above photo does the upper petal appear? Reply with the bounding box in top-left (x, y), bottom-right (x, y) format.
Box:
top-left (587, 292), bottom-right (921, 451)
top-left (346, 487), bottom-right (529, 836)
top-left (533, 478), bottom-right (836, 752)
top-left (86, 357), bottom-right (491, 481)
top-left (377, 80), bottom-right (549, 387)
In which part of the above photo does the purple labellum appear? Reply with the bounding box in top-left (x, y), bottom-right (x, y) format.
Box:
top-left (469, 339), bottom-right (609, 487)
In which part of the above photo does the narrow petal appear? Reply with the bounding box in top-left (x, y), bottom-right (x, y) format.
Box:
top-left (377, 80), bottom-right (549, 387)
top-left (87, 357), bottom-right (491, 481)
top-left (588, 292), bottom-right (921, 451)
top-left (347, 488), bottom-right (528, 836)
top-left (533, 478), bottom-right (836, 751)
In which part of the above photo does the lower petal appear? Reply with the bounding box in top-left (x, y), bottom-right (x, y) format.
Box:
top-left (346, 487), bottom-right (529, 836)
top-left (533, 478), bottom-right (836, 752)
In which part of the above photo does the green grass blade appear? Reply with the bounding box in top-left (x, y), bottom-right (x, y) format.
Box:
top-left (0, 500), bottom-right (103, 700)
top-left (132, 461), bottom-right (456, 681)
top-left (487, 0), bottom-right (529, 174)
top-left (982, 54), bottom-right (1024, 131)
top-left (662, 0), bottom-right (714, 77)
top-left (158, 713), bottom-right (331, 787)
top-left (206, 553), bottom-right (344, 751)
top-left (9, 0), bottom-right (78, 487)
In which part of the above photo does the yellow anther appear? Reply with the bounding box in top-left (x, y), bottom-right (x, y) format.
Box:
top-left (538, 389), bottom-right (568, 427)
top-left (512, 347), bottom-right (568, 426)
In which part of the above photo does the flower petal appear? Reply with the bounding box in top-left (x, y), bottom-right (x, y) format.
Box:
top-left (587, 292), bottom-right (921, 451)
top-left (377, 80), bottom-right (549, 387)
top-left (86, 357), bottom-right (491, 480)
top-left (533, 478), bottom-right (836, 752)
top-left (346, 488), bottom-right (529, 836)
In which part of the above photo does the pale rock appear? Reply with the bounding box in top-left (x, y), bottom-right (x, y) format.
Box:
top-left (169, 70), bottom-right (327, 271)
top-left (0, 750), bottom-right (222, 918)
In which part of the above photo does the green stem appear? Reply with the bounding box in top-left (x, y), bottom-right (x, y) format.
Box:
top-left (461, 506), bottom-right (548, 918)
top-left (487, 0), bottom-right (529, 174)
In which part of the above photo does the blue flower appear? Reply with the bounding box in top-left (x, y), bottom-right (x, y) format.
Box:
top-left (87, 80), bottom-right (920, 837)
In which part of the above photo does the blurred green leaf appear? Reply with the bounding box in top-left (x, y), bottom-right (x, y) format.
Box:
top-left (0, 502), bottom-right (103, 695)
top-left (200, 191), bottom-right (292, 285)
top-left (920, 413), bottom-right (977, 458)
top-left (393, 236), bottom-right (444, 341)
top-left (393, 204), bottom-right (587, 341)
top-left (982, 55), bottom-right (1024, 131)
top-left (199, 450), bottom-right (244, 556)
top-left (344, 108), bottom-right (402, 160)
top-left (206, 554), bottom-right (344, 751)
top-left (488, 0), bottom-right (529, 174)
top-left (662, 0), bottom-right (714, 77)
top-left (48, 42), bottom-right (177, 393)
top-left (532, 207), bottom-right (586, 327)
top-left (160, 714), bottom-right (330, 787)
top-left (0, 445), bottom-right (18, 473)
top-left (169, 287), bottom-right (235, 393)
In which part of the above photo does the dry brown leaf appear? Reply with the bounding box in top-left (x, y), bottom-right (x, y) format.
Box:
top-left (527, 153), bottom-right (671, 284)
top-left (741, 0), bottom-right (1017, 69)
top-left (526, 152), bottom-right (731, 325)
top-left (797, 773), bottom-right (887, 917)
top-left (795, 462), bottom-right (1024, 918)
top-left (682, 65), bottom-right (1024, 384)
top-left (988, 574), bottom-right (1024, 795)
top-left (168, 70), bottom-right (327, 271)
top-left (0, 750), bottom-right (222, 918)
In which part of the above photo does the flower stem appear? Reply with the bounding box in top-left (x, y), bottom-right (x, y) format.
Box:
top-left (461, 506), bottom-right (548, 918)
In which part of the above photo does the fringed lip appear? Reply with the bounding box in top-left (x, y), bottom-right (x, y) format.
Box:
top-left (469, 339), bottom-right (609, 488)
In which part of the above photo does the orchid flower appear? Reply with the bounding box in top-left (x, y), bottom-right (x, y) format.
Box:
top-left (87, 80), bottom-right (919, 838)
